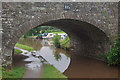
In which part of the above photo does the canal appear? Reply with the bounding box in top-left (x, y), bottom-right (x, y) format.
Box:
top-left (13, 38), bottom-right (119, 78)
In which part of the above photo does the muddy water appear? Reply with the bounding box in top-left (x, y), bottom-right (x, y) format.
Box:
top-left (14, 47), bottom-right (43, 78)
top-left (17, 38), bottom-right (70, 73)
top-left (64, 56), bottom-right (119, 78)
top-left (16, 38), bottom-right (119, 78)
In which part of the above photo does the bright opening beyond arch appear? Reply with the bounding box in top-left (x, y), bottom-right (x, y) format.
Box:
top-left (13, 26), bottom-right (71, 78)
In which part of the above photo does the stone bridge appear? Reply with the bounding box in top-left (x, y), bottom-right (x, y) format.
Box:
top-left (1, 2), bottom-right (119, 66)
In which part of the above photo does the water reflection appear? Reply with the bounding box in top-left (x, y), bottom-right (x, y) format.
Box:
top-left (17, 38), bottom-right (71, 73)
top-left (14, 46), bottom-right (43, 78)
top-left (39, 46), bottom-right (70, 73)
top-left (18, 38), bottom-right (42, 51)
top-left (54, 50), bottom-right (62, 61)
top-left (17, 38), bottom-right (119, 78)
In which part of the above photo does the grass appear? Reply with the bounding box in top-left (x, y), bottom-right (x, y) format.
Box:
top-left (26, 36), bottom-right (37, 38)
top-left (0, 69), bottom-right (1, 79)
top-left (42, 64), bottom-right (67, 78)
top-left (51, 32), bottom-right (65, 34)
top-left (2, 67), bottom-right (25, 79)
top-left (14, 48), bottom-right (23, 54)
top-left (52, 32), bottom-right (65, 34)
top-left (15, 43), bottom-right (33, 51)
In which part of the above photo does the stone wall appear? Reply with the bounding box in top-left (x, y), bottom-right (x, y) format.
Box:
top-left (1, 2), bottom-right (119, 66)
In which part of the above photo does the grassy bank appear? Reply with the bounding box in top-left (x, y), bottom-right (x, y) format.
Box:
top-left (2, 67), bottom-right (25, 78)
top-left (14, 48), bottom-right (23, 54)
top-left (52, 31), bottom-right (65, 34)
top-left (27, 36), bottom-right (37, 38)
top-left (42, 64), bottom-right (67, 78)
top-left (15, 43), bottom-right (33, 51)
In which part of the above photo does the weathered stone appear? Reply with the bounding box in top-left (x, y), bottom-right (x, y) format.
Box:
top-left (1, 2), bottom-right (119, 66)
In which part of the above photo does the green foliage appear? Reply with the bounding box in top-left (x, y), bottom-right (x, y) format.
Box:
top-left (99, 53), bottom-right (107, 60)
top-left (42, 64), bottom-right (67, 78)
top-left (25, 35), bottom-right (37, 38)
top-left (53, 34), bottom-right (70, 50)
top-left (23, 26), bottom-right (63, 37)
top-left (0, 67), bottom-right (2, 79)
top-left (107, 35), bottom-right (120, 66)
top-left (54, 50), bottom-right (62, 61)
top-left (52, 31), bottom-right (65, 34)
top-left (14, 48), bottom-right (23, 54)
top-left (53, 34), bottom-right (61, 48)
top-left (2, 67), bottom-right (25, 78)
top-left (24, 26), bottom-right (42, 37)
top-left (15, 43), bottom-right (33, 51)
top-left (60, 36), bottom-right (70, 50)
top-left (99, 35), bottom-right (120, 66)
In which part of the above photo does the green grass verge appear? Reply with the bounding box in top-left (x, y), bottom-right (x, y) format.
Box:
top-left (15, 43), bottom-right (33, 51)
top-left (0, 69), bottom-right (1, 79)
top-left (14, 48), bottom-right (23, 54)
top-left (52, 32), bottom-right (65, 34)
top-left (26, 36), bottom-right (37, 38)
top-left (42, 64), bottom-right (67, 78)
top-left (2, 67), bottom-right (25, 78)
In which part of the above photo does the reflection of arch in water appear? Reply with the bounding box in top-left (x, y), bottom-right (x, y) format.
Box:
top-left (53, 48), bottom-right (70, 59)
top-left (39, 46), bottom-right (71, 73)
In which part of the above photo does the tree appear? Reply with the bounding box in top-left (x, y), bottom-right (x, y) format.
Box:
top-left (53, 34), bottom-right (61, 48)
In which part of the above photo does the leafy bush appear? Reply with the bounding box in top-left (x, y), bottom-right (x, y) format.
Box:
top-left (99, 35), bottom-right (120, 66)
top-left (53, 34), bottom-right (61, 48)
top-left (60, 36), bottom-right (70, 50)
top-left (107, 35), bottom-right (120, 66)
top-left (99, 53), bottom-right (107, 60)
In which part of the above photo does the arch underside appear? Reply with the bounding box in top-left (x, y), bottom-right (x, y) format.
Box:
top-left (2, 19), bottom-right (110, 66)
top-left (14, 19), bottom-right (109, 59)
top-left (41, 19), bottom-right (110, 58)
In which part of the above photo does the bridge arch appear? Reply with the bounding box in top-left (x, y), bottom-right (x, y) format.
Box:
top-left (2, 13), bottom-right (110, 66)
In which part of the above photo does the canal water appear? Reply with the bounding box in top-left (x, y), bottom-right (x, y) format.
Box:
top-left (14, 38), bottom-right (119, 78)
